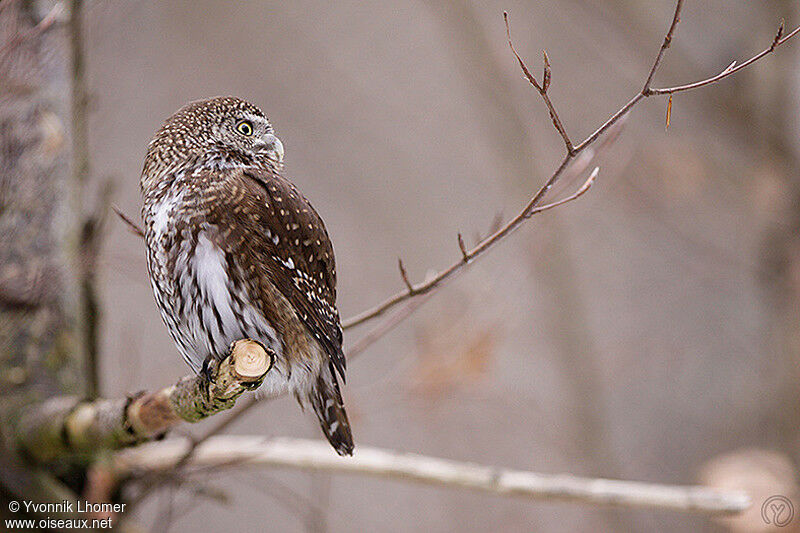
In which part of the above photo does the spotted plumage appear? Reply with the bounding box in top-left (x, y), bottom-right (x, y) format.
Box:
top-left (140, 97), bottom-right (353, 455)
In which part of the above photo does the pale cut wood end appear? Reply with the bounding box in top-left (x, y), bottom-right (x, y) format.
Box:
top-left (231, 339), bottom-right (272, 380)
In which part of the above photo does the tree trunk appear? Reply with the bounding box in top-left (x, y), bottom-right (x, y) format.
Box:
top-left (0, 0), bottom-right (86, 520)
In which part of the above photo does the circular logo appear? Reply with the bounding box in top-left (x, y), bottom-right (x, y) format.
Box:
top-left (762, 495), bottom-right (794, 527)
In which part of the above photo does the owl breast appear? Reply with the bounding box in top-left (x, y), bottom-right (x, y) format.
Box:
top-left (143, 188), bottom-right (295, 391)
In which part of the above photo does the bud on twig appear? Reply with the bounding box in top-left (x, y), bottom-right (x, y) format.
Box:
top-left (542, 51), bottom-right (551, 93)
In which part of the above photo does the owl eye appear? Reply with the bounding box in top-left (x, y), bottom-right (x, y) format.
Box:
top-left (235, 120), bottom-right (254, 136)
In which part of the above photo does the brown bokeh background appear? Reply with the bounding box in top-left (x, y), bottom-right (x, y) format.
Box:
top-left (80, 0), bottom-right (800, 531)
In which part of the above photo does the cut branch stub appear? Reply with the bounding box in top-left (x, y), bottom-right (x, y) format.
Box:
top-left (168, 339), bottom-right (273, 423)
top-left (230, 339), bottom-right (274, 381)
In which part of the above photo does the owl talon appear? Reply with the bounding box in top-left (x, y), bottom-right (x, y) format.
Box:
top-left (200, 355), bottom-right (216, 384)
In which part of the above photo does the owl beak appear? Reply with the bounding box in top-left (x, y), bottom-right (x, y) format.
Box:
top-left (258, 134), bottom-right (284, 163)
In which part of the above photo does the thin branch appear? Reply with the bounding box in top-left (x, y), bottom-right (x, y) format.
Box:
top-left (524, 167), bottom-right (599, 217)
top-left (114, 436), bottom-right (751, 516)
top-left (15, 340), bottom-right (273, 463)
top-left (82, 178), bottom-right (115, 401)
top-left (542, 50), bottom-right (552, 93)
top-left (397, 258), bottom-right (414, 293)
top-left (457, 233), bottom-right (469, 262)
top-left (572, 94), bottom-right (642, 154)
top-left (341, 3), bottom-right (799, 330)
top-left (342, 120), bottom-right (608, 329)
top-left (113, 206), bottom-right (145, 238)
top-left (647, 22), bottom-right (800, 95)
top-left (642, 0), bottom-right (684, 92)
top-left (348, 292), bottom-right (435, 360)
top-left (341, 156), bottom-right (576, 330)
top-left (237, 471), bottom-right (330, 530)
top-left (504, 12), bottom-right (574, 154)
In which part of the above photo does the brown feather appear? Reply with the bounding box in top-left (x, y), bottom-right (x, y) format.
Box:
top-left (190, 166), bottom-right (346, 379)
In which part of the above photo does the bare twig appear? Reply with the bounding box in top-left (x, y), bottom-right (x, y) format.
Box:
top-left (642, 0), bottom-right (684, 92)
top-left (236, 471), bottom-right (330, 530)
top-left (524, 167), bottom-right (598, 217)
top-left (647, 21), bottom-right (800, 95)
top-left (114, 436), bottom-right (751, 516)
top-left (457, 233), bottom-right (469, 262)
top-left (348, 292), bottom-right (435, 360)
top-left (503, 12), bottom-right (574, 154)
top-left (397, 258), bottom-right (414, 293)
top-left (341, 1), bottom-right (799, 330)
top-left (113, 206), bottom-right (145, 238)
top-left (542, 51), bottom-right (551, 93)
top-left (69, 0), bottom-right (89, 193)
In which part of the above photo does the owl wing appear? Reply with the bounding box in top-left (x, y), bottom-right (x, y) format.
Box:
top-left (221, 166), bottom-right (346, 380)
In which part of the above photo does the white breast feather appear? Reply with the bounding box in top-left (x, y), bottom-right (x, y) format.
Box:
top-left (193, 233), bottom-right (239, 338)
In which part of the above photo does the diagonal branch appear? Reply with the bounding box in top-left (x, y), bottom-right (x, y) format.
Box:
top-left (108, 4), bottom-right (800, 335)
top-left (113, 205), bottom-right (145, 238)
top-left (647, 20), bottom-right (800, 95)
top-left (341, 1), bottom-right (799, 330)
top-left (642, 0), bottom-right (684, 92)
top-left (15, 340), bottom-right (273, 463)
top-left (114, 436), bottom-right (751, 516)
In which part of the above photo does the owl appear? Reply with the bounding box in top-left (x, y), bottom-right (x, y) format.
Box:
top-left (140, 97), bottom-right (353, 455)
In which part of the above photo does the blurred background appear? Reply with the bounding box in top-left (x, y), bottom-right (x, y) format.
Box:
top-left (36, 0), bottom-right (800, 531)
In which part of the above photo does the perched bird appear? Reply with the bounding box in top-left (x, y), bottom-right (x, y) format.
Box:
top-left (140, 97), bottom-right (353, 455)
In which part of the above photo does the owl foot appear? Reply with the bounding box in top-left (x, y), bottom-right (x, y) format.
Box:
top-left (200, 354), bottom-right (217, 384)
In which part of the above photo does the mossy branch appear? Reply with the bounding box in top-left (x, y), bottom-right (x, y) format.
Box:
top-left (14, 340), bottom-right (273, 463)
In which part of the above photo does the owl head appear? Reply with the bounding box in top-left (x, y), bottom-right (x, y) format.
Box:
top-left (142, 96), bottom-right (284, 187)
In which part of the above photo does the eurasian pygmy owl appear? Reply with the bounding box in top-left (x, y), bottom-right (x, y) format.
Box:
top-left (140, 97), bottom-right (353, 455)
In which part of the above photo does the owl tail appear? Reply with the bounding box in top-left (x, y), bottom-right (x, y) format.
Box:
top-left (309, 361), bottom-right (354, 456)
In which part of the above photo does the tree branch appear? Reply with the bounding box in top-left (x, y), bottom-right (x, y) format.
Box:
top-left (503, 12), bottom-right (574, 155)
top-left (341, 2), bottom-right (799, 330)
top-left (114, 436), bottom-right (750, 516)
top-left (647, 20), bottom-right (800, 95)
top-left (15, 340), bottom-right (273, 463)
top-left (642, 0), bottom-right (684, 93)
top-left (112, 206), bottom-right (145, 239)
